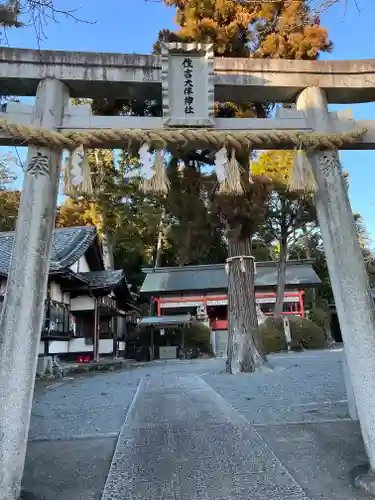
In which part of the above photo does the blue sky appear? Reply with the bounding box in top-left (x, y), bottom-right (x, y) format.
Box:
top-left (4, 0), bottom-right (375, 240)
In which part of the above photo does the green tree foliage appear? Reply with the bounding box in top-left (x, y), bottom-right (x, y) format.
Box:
top-left (58, 150), bottom-right (164, 290)
top-left (289, 211), bottom-right (375, 302)
top-left (165, 158), bottom-right (227, 266)
top-left (112, 152), bottom-right (165, 288)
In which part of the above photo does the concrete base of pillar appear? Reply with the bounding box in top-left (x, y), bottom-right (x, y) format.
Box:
top-left (36, 355), bottom-right (53, 377)
top-left (351, 464), bottom-right (375, 496)
top-left (343, 353), bottom-right (359, 421)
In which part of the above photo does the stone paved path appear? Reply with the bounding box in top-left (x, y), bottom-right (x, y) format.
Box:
top-left (101, 374), bottom-right (308, 500)
top-left (23, 353), bottom-right (371, 500)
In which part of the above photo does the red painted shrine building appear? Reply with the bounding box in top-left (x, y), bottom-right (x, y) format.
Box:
top-left (140, 262), bottom-right (321, 356)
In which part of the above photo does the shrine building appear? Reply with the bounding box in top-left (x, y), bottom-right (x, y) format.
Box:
top-left (140, 261), bottom-right (321, 357)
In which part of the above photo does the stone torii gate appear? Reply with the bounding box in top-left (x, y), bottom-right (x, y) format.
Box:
top-left (1, 44), bottom-right (375, 498)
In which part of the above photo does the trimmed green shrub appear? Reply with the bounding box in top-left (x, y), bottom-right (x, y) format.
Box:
top-left (259, 315), bottom-right (327, 353)
top-left (259, 318), bottom-right (287, 354)
top-left (289, 316), bottom-right (327, 349)
top-left (181, 322), bottom-right (212, 352)
top-left (309, 307), bottom-right (329, 331)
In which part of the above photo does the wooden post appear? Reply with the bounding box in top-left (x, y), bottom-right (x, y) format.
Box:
top-left (93, 297), bottom-right (100, 362)
top-left (297, 86), bottom-right (375, 471)
top-left (150, 326), bottom-right (154, 361)
top-left (0, 78), bottom-right (69, 500)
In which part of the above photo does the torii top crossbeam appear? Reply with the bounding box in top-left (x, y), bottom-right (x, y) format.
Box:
top-left (1, 46), bottom-right (375, 104)
top-left (0, 43), bottom-right (375, 151)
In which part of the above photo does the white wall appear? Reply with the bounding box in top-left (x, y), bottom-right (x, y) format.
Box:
top-left (70, 256), bottom-right (90, 273)
top-left (38, 341), bottom-right (69, 354)
top-left (98, 339), bottom-right (114, 354)
top-left (39, 338), bottom-right (125, 355)
top-left (49, 282), bottom-right (70, 304)
top-left (70, 295), bottom-right (95, 311)
top-left (50, 341), bottom-right (69, 354)
top-left (68, 338), bottom-right (94, 352)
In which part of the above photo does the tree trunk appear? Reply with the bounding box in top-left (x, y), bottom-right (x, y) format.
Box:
top-left (102, 231), bottom-right (114, 270)
top-left (226, 229), bottom-right (267, 374)
top-left (154, 206), bottom-right (165, 268)
top-left (274, 237), bottom-right (287, 318)
top-left (302, 226), bottom-right (312, 260)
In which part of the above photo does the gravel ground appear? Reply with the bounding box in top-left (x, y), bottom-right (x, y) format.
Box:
top-left (202, 349), bottom-right (349, 425)
top-left (23, 350), bottom-right (369, 500)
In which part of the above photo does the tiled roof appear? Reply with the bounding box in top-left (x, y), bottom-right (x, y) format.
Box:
top-left (78, 270), bottom-right (125, 290)
top-left (140, 262), bottom-right (321, 294)
top-left (139, 314), bottom-right (193, 327)
top-left (0, 226), bottom-right (97, 276)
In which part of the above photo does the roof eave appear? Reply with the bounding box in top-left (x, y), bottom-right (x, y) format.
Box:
top-left (141, 259), bottom-right (317, 275)
top-left (50, 269), bottom-right (89, 285)
top-left (70, 274), bottom-right (134, 299)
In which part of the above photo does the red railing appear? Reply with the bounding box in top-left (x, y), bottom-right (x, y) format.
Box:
top-left (154, 290), bottom-right (305, 321)
top-left (210, 319), bottom-right (228, 330)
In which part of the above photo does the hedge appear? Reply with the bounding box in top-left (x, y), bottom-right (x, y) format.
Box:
top-left (259, 316), bottom-right (327, 353)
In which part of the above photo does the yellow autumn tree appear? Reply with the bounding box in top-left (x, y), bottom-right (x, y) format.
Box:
top-left (57, 197), bottom-right (102, 229)
top-left (252, 150), bottom-right (317, 318)
top-left (158, 0), bottom-right (331, 60)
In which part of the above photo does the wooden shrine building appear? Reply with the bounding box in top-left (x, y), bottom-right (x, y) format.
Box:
top-left (140, 261), bottom-right (321, 357)
top-left (0, 226), bottom-right (139, 360)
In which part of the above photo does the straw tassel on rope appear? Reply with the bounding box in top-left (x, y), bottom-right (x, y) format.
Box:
top-left (63, 154), bottom-right (74, 196)
top-left (288, 147), bottom-right (317, 193)
top-left (63, 144), bottom-right (93, 197)
top-left (139, 143), bottom-right (170, 195)
top-left (215, 147), bottom-right (244, 195)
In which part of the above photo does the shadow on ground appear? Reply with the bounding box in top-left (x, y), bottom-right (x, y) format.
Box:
top-left (23, 438), bottom-right (117, 500)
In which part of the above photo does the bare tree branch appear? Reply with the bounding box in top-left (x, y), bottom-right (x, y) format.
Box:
top-left (287, 224), bottom-right (318, 248)
top-left (0, 0), bottom-right (96, 45)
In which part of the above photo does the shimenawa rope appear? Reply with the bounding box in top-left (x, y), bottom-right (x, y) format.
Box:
top-left (0, 119), bottom-right (366, 152)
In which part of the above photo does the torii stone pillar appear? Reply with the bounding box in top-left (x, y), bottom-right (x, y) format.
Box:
top-left (297, 87), bottom-right (375, 477)
top-left (0, 78), bottom-right (68, 500)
